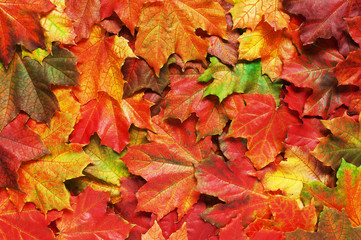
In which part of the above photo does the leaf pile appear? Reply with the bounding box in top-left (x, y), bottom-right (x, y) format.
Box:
top-left (1, 0), bottom-right (361, 239)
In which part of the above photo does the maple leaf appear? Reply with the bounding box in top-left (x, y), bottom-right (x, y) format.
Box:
top-left (283, 0), bottom-right (361, 45)
top-left (65, 0), bottom-right (100, 41)
top-left (286, 118), bottom-right (329, 151)
top-left (195, 154), bottom-right (270, 228)
top-left (286, 207), bottom-right (361, 240)
top-left (100, 0), bottom-right (147, 35)
top-left (164, 72), bottom-right (229, 140)
top-left (83, 135), bottom-right (129, 186)
top-left (281, 43), bottom-right (345, 119)
top-left (158, 198), bottom-right (219, 240)
top-left (0, 189), bottom-right (61, 239)
top-left (260, 145), bottom-right (334, 199)
top-left (142, 221), bottom-right (187, 240)
top-left (122, 57), bottom-right (170, 98)
top-left (0, 114), bottom-right (48, 190)
top-left (207, 30), bottom-right (240, 67)
top-left (122, 113), bottom-right (213, 220)
top-left (0, 0), bottom-right (55, 66)
top-left (70, 25), bottom-right (136, 104)
top-left (346, 16), bottom-right (361, 45)
top-left (301, 160), bottom-right (361, 227)
top-left (115, 176), bottom-right (155, 239)
top-left (230, 0), bottom-right (290, 30)
top-left (41, 0), bottom-right (76, 45)
top-left (227, 94), bottom-right (300, 170)
top-left (312, 115), bottom-right (361, 169)
top-left (135, 0), bottom-right (227, 75)
top-left (237, 22), bottom-right (297, 80)
top-left (198, 57), bottom-right (283, 102)
top-left (283, 85), bottom-right (312, 117)
top-left (334, 50), bottom-right (361, 87)
top-left (70, 92), bottom-right (153, 153)
top-left (56, 187), bottom-right (132, 239)
top-left (66, 176), bottom-right (122, 203)
top-left (15, 112), bottom-right (92, 213)
top-left (244, 196), bottom-right (317, 235)
top-left (0, 43), bottom-right (79, 131)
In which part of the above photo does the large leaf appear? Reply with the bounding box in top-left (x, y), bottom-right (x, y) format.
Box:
top-left (230, 0), bottom-right (290, 30)
top-left (283, 0), bottom-right (361, 44)
top-left (70, 25), bottom-right (136, 104)
top-left (122, 113), bottom-right (213, 220)
top-left (227, 94), bottom-right (300, 170)
top-left (56, 187), bottom-right (132, 239)
top-left (0, 0), bottom-right (55, 66)
top-left (195, 154), bottom-right (270, 228)
top-left (0, 114), bottom-right (48, 190)
top-left (301, 160), bottom-right (361, 227)
top-left (135, 0), bottom-right (227, 75)
top-left (286, 207), bottom-right (361, 240)
top-left (312, 115), bottom-right (361, 169)
top-left (0, 43), bottom-right (79, 131)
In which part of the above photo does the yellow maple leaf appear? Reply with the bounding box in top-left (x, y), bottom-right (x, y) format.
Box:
top-left (230, 0), bottom-right (290, 30)
top-left (238, 22), bottom-right (297, 79)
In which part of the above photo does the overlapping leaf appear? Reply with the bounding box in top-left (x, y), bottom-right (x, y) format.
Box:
top-left (135, 0), bottom-right (227, 74)
top-left (100, 0), bottom-right (147, 35)
top-left (70, 25), bottom-right (136, 104)
top-left (286, 207), bottom-right (361, 240)
top-left (302, 160), bottom-right (361, 227)
top-left (0, 114), bottom-right (48, 190)
top-left (65, 0), bottom-right (101, 41)
top-left (227, 94), bottom-right (300, 169)
top-left (70, 92), bottom-right (153, 153)
top-left (195, 154), bottom-right (270, 228)
top-left (14, 111), bottom-right (91, 213)
top-left (56, 187), bottom-right (131, 239)
top-left (0, 43), bottom-right (79, 131)
top-left (83, 135), bottom-right (129, 186)
top-left (41, 0), bottom-right (76, 45)
top-left (198, 57), bottom-right (283, 102)
top-left (0, 0), bottom-right (55, 65)
top-left (312, 115), bottom-right (361, 169)
top-left (122, 112), bottom-right (213, 220)
top-left (230, 0), bottom-right (290, 30)
top-left (237, 22), bottom-right (297, 80)
top-left (260, 145), bottom-right (334, 198)
top-left (244, 196), bottom-right (317, 235)
top-left (283, 0), bottom-right (361, 44)
top-left (281, 43), bottom-right (345, 118)
top-left (0, 190), bottom-right (60, 239)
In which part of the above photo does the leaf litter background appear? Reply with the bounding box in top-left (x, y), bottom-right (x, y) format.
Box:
top-left (1, 0), bottom-right (361, 239)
